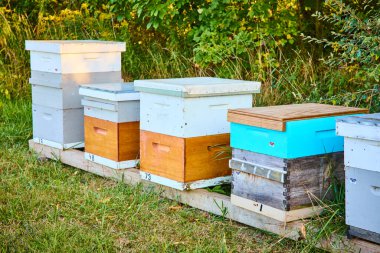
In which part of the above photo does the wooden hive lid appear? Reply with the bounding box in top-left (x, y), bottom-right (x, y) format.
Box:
top-left (25, 40), bottom-right (126, 53)
top-left (228, 103), bottom-right (368, 131)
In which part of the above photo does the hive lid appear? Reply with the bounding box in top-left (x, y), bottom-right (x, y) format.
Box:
top-left (228, 103), bottom-right (368, 131)
top-left (336, 113), bottom-right (380, 141)
top-left (79, 83), bottom-right (140, 101)
top-left (25, 40), bottom-right (126, 53)
top-left (133, 77), bottom-right (261, 97)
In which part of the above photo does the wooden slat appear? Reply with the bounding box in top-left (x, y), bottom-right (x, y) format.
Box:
top-left (140, 130), bottom-right (185, 182)
top-left (185, 133), bottom-right (231, 182)
top-left (84, 116), bottom-right (119, 161)
top-left (118, 121), bottom-right (140, 161)
top-left (29, 140), bottom-right (380, 253)
top-left (228, 103), bottom-right (368, 131)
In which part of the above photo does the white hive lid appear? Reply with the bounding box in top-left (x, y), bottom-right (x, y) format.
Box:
top-left (79, 83), bottom-right (139, 101)
top-left (134, 77), bottom-right (261, 97)
top-left (25, 40), bottom-right (126, 53)
top-left (336, 113), bottom-right (380, 141)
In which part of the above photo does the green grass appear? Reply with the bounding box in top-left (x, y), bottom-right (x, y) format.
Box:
top-left (0, 100), bottom-right (326, 252)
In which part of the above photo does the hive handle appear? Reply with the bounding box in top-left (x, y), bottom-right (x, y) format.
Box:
top-left (152, 142), bottom-right (171, 152)
top-left (370, 186), bottom-right (380, 196)
top-left (93, 127), bottom-right (108, 135)
top-left (208, 104), bottom-right (229, 110)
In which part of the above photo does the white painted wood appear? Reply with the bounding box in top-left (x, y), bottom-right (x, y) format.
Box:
top-left (134, 77), bottom-right (260, 97)
top-left (346, 166), bottom-right (380, 234)
top-left (336, 113), bottom-right (380, 142)
top-left (28, 140), bottom-right (380, 253)
top-left (32, 104), bottom-right (84, 146)
top-left (344, 138), bottom-right (380, 172)
top-left (140, 171), bottom-right (231, 190)
top-left (84, 152), bottom-right (138, 169)
top-left (33, 137), bottom-right (84, 149)
top-left (32, 84), bottom-right (82, 109)
top-left (82, 98), bottom-right (140, 123)
top-left (140, 93), bottom-right (252, 137)
top-left (29, 71), bottom-right (123, 89)
top-left (25, 40), bottom-right (125, 54)
top-left (231, 194), bottom-right (323, 222)
top-left (29, 51), bottom-right (122, 73)
top-left (79, 83), bottom-right (139, 101)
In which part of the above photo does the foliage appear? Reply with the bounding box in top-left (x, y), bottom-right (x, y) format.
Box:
top-left (303, 0), bottom-right (380, 112)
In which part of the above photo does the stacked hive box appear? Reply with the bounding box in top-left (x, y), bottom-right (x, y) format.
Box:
top-left (26, 40), bottom-right (125, 149)
top-left (134, 77), bottom-right (261, 190)
top-left (227, 103), bottom-right (367, 222)
top-left (336, 113), bottom-right (380, 244)
top-left (79, 83), bottom-right (140, 169)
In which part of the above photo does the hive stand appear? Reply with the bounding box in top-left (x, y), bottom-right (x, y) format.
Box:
top-left (29, 140), bottom-right (380, 253)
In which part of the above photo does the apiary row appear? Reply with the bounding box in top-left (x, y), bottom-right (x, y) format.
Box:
top-left (27, 40), bottom-right (378, 241)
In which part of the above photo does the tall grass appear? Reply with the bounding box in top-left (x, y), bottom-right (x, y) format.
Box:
top-left (0, 6), bottom-right (377, 112)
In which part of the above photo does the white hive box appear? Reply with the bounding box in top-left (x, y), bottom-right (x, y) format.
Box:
top-left (336, 113), bottom-right (380, 172)
top-left (79, 83), bottom-right (140, 169)
top-left (134, 77), bottom-right (261, 137)
top-left (30, 71), bottom-right (123, 109)
top-left (79, 83), bottom-right (140, 123)
top-left (25, 40), bottom-right (125, 74)
top-left (32, 104), bottom-right (84, 149)
top-left (336, 113), bottom-right (380, 244)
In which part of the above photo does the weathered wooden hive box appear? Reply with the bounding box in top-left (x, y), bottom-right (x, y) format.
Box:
top-left (134, 77), bottom-right (261, 190)
top-left (26, 40), bottom-right (125, 149)
top-left (79, 83), bottom-right (140, 169)
top-left (336, 113), bottom-right (380, 244)
top-left (228, 103), bottom-right (367, 222)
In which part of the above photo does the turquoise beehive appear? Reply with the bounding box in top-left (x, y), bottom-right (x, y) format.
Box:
top-left (227, 103), bottom-right (367, 159)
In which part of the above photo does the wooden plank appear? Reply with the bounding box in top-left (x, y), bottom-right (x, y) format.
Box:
top-left (229, 103), bottom-right (368, 121)
top-left (227, 113), bottom-right (285, 131)
top-left (28, 140), bottom-right (380, 253)
top-left (84, 116), bottom-right (119, 161)
top-left (118, 121), bottom-right (140, 161)
top-left (185, 133), bottom-right (231, 182)
top-left (228, 103), bottom-right (368, 131)
top-left (140, 130), bottom-right (185, 181)
top-left (230, 194), bottom-right (323, 222)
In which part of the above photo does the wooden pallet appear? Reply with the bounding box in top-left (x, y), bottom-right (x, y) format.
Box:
top-left (29, 140), bottom-right (380, 253)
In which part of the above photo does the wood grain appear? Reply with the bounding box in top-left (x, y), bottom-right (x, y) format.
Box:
top-left (84, 116), bottom-right (139, 162)
top-left (140, 131), bottom-right (231, 183)
top-left (118, 121), bottom-right (140, 161)
top-left (232, 151), bottom-right (345, 211)
top-left (140, 130), bottom-right (185, 181)
top-left (185, 133), bottom-right (231, 182)
top-left (228, 103), bottom-right (368, 131)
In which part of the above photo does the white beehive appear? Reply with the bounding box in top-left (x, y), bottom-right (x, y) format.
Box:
top-left (79, 83), bottom-right (140, 123)
top-left (32, 104), bottom-right (84, 149)
top-left (336, 113), bottom-right (380, 244)
top-left (25, 40), bottom-right (125, 74)
top-left (30, 71), bottom-right (123, 109)
top-left (134, 77), bottom-right (261, 138)
top-left (336, 113), bottom-right (380, 172)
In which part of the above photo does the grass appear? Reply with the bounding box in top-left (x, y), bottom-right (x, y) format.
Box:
top-left (0, 99), bottom-right (327, 252)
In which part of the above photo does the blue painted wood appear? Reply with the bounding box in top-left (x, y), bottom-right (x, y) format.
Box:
top-left (230, 114), bottom-right (363, 159)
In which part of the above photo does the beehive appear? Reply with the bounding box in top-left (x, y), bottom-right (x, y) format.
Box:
top-left (26, 40), bottom-right (125, 149)
top-left (228, 103), bottom-right (367, 158)
top-left (134, 77), bottom-right (261, 190)
top-left (230, 149), bottom-right (344, 211)
top-left (337, 113), bottom-right (380, 244)
top-left (228, 103), bottom-right (367, 221)
top-left (79, 83), bottom-right (140, 169)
